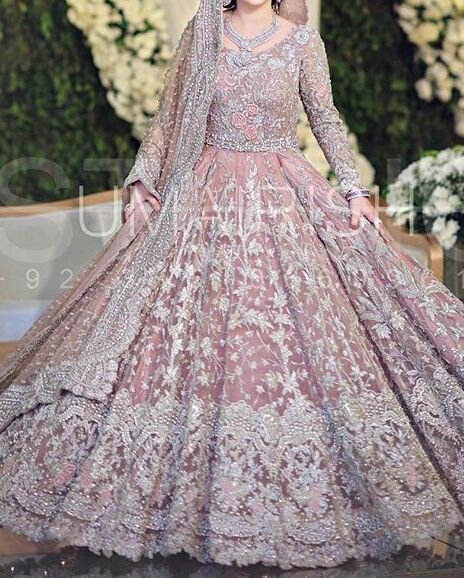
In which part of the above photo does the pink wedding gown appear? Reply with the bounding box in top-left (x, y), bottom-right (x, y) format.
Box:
top-left (1, 23), bottom-right (464, 570)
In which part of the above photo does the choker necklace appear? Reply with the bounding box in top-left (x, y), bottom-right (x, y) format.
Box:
top-left (224, 12), bottom-right (279, 67)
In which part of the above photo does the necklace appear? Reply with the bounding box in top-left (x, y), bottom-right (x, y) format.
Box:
top-left (224, 12), bottom-right (279, 67)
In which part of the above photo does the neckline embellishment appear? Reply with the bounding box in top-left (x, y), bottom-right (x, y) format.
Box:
top-left (224, 12), bottom-right (279, 67)
top-left (221, 23), bottom-right (300, 64)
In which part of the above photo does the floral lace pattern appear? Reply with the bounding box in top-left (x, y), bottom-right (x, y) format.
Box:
top-left (205, 27), bottom-right (303, 152)
top-left (1, 22), bottom-right (464, 572)
top-left (204, 24), bottom-right (365, 195)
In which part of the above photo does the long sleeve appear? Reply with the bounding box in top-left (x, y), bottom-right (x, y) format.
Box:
top-left (121, 18), bottom-right (195, 210)
top-left (123, 113), bottom-right (164, 204)
top-left (299, 27), bottom-right (366, 197)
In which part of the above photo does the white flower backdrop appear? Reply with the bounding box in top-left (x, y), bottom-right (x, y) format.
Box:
top-left (66, 0), bottom-right (171, 140)
top-left (396, 0), bottom-right (464, 136)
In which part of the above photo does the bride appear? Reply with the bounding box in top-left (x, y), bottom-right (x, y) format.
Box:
top-left (1, 0), bottom-right (464, 570)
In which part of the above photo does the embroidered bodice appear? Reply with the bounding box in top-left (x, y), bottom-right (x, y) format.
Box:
top-left (123, 24), bottom-right (365, 200)
top-left (205, 24), bottom-right (364, 196)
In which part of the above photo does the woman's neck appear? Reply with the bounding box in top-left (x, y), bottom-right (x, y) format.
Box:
top-left (230, 3), bottom-right (275, 34)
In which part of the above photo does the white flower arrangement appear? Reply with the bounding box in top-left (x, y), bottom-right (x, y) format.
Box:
top-left (66, 0), bottom-right (171, 139)
top-left (296, 110), bottom-right (376, 191)
top-left (386, 146), bottom-right (464, 249)
top-left (395, 0), bottom-right (464, 136)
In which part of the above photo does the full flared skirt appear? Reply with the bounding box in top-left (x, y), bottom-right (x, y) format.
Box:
top-left (1, 144), bottom-right (464, 570)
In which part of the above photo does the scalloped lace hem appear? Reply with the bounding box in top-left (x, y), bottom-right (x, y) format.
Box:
top-left (1, 497), bottom-right (463, 570)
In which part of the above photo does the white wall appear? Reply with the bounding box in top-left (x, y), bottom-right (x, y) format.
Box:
top-left (0, 203), bottom-right (118, 341)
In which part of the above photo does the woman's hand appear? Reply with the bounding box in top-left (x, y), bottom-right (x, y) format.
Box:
top-left (349, 197), bottom-right (392, 244)
top-left (122, 180), bottom-right (161, 224)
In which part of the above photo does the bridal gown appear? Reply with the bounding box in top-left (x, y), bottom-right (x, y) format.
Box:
top-left (1, 23), bottom-right (464, 571)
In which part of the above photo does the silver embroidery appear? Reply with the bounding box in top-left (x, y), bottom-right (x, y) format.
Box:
top-left (0, 19), bottom-right (464, 571)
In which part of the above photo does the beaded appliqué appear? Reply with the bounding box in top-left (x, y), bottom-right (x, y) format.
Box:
top-left (205, 25), bottom-right (305, 153)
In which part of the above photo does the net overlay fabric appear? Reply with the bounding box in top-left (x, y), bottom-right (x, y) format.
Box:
top-left (1, 23), bottom-right (464, 571)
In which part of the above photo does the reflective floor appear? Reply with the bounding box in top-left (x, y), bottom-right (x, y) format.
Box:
top-left (2, 537), bottom-right (464, 578)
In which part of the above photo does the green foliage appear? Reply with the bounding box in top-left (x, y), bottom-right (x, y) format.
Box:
top-left (0, 0), bottom-right (138, 203)
top-left (321, 0), bottom-right (462, 193)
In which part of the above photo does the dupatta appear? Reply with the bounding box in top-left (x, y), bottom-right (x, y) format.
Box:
top-left (0, 0), bottom-right (309, 426)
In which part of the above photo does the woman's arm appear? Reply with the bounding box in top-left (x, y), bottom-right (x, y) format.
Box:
top-left (123, 116), bottom-right (164, 203)
top-left (298, 29), bottom-right (391, 242)
top-left (121, 18), bottom-right (201, 224)
top-left (121, 179), bottom-right (161, 224)
top-left (298, 27), bottom-right (369, 201)
top-left (121, 114), bottom-right (164, 223)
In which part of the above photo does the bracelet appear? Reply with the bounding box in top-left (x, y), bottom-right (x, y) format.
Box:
top-left (345, 188), bottom-right (371, 202)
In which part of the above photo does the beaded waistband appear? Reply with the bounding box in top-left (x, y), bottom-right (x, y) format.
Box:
top-left (204, 133), bottom-right (299, 152)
